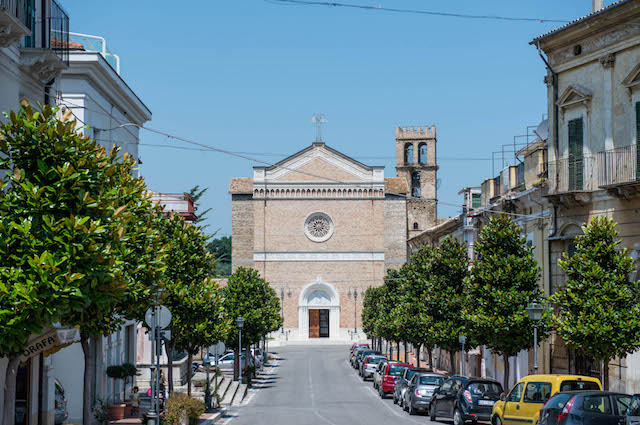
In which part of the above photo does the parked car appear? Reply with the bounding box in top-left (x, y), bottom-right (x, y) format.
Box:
top-left (378, 362), bottom-right (413, 398)
top-left (373, 360), bottom-right (395, 389)
top-left (350, 343), bottom-right (369, 354)
top-left (627, 394), bottom-right (640, 425)
top-left (361, 355), bottom-right (386, 380)
top-left (539, 391), bottom-right (632, 425)
top-left (492, 374), bottom-right (602, 425)
top-left (54, 380), bottom-right (68, 425)
top-left (355, 349), bottom-right (381, 371)
top-left (430, 375), bottom-right (503, 425)
top-left (217, 352), bottom-right (247, 369)
top-left (403, 372), bottom-right (446, 415)
top-left (393, 367), bottom-right (431, 406)
top-left (351, 347), bottom-right (369, 367)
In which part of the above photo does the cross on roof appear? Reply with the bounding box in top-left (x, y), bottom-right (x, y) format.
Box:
top-left (311, 113), bottom-right (328, 142)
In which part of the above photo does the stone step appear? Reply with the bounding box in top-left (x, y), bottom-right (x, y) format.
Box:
top-left (231, 383), bottom-right (247, 406)
top-left (221, 380), bottom-right (239, 405)
top-left (217, 376), bottom-right (232, 400)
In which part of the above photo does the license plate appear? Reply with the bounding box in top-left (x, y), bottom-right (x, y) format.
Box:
top-left (478, 400), bottom-right (495, 406)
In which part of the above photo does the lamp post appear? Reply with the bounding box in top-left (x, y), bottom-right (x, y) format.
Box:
top-left (202, 354), bottom-right (211, 409)
top-left (236, 316), bottom-right (245, 382)
top-left (459, 334), bottom-right (467, 376)
top-left (526, 299), bottom-right (544, 374)
top-left (347, 288), bottom-right (364, 334)
top-left (279, 286), bottom-right (290, 334)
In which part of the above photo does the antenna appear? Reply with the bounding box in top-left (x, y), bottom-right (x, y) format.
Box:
top-left (311, 113), bottom-right (328, 142)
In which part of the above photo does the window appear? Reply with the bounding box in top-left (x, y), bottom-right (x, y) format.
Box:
top-left (411, 172), bottom-right (421, 197)
top-left (523, 382), bottom-right (552, 403)
top-left (413, 222), bottom-right (419, 230)
top-left (404, 143), bottom-right (414, 165)
top-left (471, 193), bottom-right (482, 209)
top-left (628, 395), bottom-right (640, 416)
top-left (582, 394), bottom-right (612, 414)
top-left (410, 374), bottom-right (419, 385)
top-left (419, 376), bottom-right (445, 386)
top-left (614, 395), bottom-right (632, 415)
top-left (559, 380), bottom-right (600, 392)
top-left (440, 380), bottom-right (454, 393)
top-left (387, 365), bottom-right (407, 376)
top-left (568, 117), bottom-right (584, 191)
top-left (468, 382), bottom-right (502, 396)
top-left (419, 143), bottom-right (428, 164)
top-left (507, 382), bottom-right (524, 403)
top-left (545, 393), bottom-right (574, 410)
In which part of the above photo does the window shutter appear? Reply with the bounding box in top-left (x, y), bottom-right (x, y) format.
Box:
top-left (636, 102), bottom-right (640, 180)
top-left (568, 118), bottom-right (584, 191)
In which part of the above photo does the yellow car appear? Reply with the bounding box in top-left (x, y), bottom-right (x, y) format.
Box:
top-left (491, 374), bottom-right (602, 425)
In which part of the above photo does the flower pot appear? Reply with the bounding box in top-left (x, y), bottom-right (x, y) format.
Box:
top-left (108, 403), bottom-right (128, 420)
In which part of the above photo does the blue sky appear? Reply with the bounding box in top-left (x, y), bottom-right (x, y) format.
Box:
top-left (61, 0), bottom-right (599, 237)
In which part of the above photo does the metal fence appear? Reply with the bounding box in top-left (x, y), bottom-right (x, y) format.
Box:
top-left (0, 0), bottom-right (29, 25)
top-left (548, 155), bottom-right (597, 193)
top-left (48, 0), bottom-right (69, 65)
top-left (597, 144), bottom-right (640, 187)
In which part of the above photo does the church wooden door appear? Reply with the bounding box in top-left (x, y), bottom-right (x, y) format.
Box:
top-left (309, 309), bottom-right (320, 338)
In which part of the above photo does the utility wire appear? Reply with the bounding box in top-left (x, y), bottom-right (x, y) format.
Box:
top-left (266, 0), bottom-right (570, 23)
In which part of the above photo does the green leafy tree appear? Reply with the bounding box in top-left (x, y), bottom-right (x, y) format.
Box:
top-left (223, 267), bottom-right (282, 380)
top-left (209, 236), bottom-right (232, 277)
top-left (362, 285), bottom-right (382, 348)
top-left (376, 268), bottom-right (404, 360)
top-left (465, 215), bottom-right (551, 390)
top-left (552, 216), bottom-right (640, 389)
top-left (0, 103), bottom-right (165, 425)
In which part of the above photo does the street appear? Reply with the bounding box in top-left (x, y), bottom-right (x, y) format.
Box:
top-left (216, 345), bottom-right (450, 425)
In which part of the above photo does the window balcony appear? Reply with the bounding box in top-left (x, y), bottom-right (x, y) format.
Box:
top-left (597, 144), bottom-right (640, 198)
top-left (19, 0), bottom-right (68, 83)
top-left (546, 156), bottom-right (597, 205)
top-left (0, 0), bottom-right (31, 47)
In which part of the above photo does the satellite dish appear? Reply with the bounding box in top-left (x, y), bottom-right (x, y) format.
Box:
top-left (534, 119), bottom-right (549, 142)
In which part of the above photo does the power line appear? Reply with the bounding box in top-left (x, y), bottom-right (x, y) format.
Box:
top-left (266, 0), bottom-right (570, 23)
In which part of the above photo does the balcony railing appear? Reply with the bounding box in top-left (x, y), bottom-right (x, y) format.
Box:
top-left (48, 0), bottom-right (69, 65)
top-left (548, 155), bottom-right (597, 193)
top-left (597, 144), bottom-right (640, 187)
top-left (0, 0), bottom-right (29, 25)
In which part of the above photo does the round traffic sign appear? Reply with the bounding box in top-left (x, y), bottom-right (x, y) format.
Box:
top-left (145, 305), bottom-right (172, 329)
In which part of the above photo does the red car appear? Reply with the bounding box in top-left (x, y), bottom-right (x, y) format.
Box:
top-left (350, 343), bottom-right (369, 354)
top-left (378, 362), bottom-right (413, 398)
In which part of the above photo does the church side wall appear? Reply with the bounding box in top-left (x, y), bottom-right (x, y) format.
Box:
top-left (231, 194), bottom-right (254, 271)
top-left (384, 196), bottom-right (408, 273)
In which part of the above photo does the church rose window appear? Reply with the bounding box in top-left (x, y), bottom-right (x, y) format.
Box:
top-left (304, 212), bottom-right (334, 242)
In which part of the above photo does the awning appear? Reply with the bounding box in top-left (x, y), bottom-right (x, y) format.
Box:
top-left (19, 326), bottom-right (80, 362)
top-left (545, 235), bottom-right (578, 241)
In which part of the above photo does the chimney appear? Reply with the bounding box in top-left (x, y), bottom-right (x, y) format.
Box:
top-left (593, 0), bottom-right (604, 12)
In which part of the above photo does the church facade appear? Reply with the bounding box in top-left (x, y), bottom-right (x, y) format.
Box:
top-left (229, 126), bottom-right (438, 341)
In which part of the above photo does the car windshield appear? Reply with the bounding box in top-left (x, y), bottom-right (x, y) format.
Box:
top-left (545, 393), bottom-right (574, 410)
top-left (368, 357), bottom-right (384, 364)
top-left (388, 365), bottom-right (406, 376)
top-left (468, 382), bottom-right (502, 396)
top-left (419, 376), bottom-right (444, 386)
top-left (559, 380), bottom-right (600, 392)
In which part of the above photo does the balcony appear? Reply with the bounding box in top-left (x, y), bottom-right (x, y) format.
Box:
top-left (19, 0), bottom-right (68, 83)
top-left (0, 0), bottom-right (31, 47)
top-left (597, 144), bottom-right (640, 198)
top-left (546, 156), bottom-right (597, 205)
top-left (151, 192), bottom-right (197, 221)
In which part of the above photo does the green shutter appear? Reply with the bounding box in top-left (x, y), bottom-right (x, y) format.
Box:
top-left (636, 102), bottom-right (640, 181)
top-left (568, 118), bottom-right (584, 191)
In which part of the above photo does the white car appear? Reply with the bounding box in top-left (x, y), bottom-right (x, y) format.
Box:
top-left (217, 352), bottom-right (247, 369)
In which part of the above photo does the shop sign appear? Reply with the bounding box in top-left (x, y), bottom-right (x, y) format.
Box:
top-left (20, 327), bottom-right (79, 361)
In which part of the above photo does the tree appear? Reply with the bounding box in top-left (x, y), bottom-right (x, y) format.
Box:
top-left (376, 269), bottom-right (404, 360)
top-left (223, 267), bottom-right (282, 381)
top-left (552, 216), bottom-right (640, 389)
top-left (0, 103), bottom-right (164, 425)
top-left (209, 236), bottom-right (231, 277)
top-left (362, 286), bottom-right (382, 349)
top-left (465, 215), bottom-right (551, 390)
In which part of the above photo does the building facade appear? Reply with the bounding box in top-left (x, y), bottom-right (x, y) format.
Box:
top-left (229, 126), bottom-right (438, 341)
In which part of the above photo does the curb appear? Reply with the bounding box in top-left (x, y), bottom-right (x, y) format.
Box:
top-left (198, 408), bottom-right (226, 425)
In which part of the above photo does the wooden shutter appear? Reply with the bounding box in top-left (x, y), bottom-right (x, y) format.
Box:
top-left (636, 102), bottom-right (640, 181)
top-left (568, 118), bottom-right (584, 190)
top-left (309, 310), bottom-right (320, 338)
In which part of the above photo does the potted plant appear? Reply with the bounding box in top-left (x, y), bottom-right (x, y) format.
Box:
top-left (106, 363), bottom-right (139, 419)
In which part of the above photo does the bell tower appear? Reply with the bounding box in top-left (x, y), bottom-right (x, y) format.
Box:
top-left (395, 125), bottom-right (438, 238)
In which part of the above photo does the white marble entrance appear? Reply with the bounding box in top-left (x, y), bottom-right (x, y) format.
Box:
top-left (298, 276), bottom-right (341, 340)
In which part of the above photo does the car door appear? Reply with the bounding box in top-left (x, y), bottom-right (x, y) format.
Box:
top-left (502, 382), bottom-right (524, 425)
top-left (434, 380), bottom-right (454, 415)
top-left (406, 374), bottom-right (418, 407)
top-left (519, 381), bottom-right (552, 424)
top-left (613, 394), bottom-right (632, 425)
top-left (441, 379), bottom-right (461, 418)
top-left (580, 393), bottom-right (618, 425)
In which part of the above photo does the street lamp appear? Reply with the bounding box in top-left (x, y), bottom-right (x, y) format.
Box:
top-left (347, 288), bottom-right (364, 334)
top-left (236, 316), bottom-right (245, 381)
top-left (202, 354), bottom-right (211, 409)
top-left (279, 286), bottom-right (291, 334)
top-left (526, 299), bottom-right (544, 374)
top-left (459, 334), bottom-right (467, 376)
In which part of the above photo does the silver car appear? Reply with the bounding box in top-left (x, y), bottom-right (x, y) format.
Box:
top-left (361, 355), bottom-right (386, 381)
top-left (54, 380), bottom-right (68, 425)
top-left (403, 373), bottom-right (446, 416)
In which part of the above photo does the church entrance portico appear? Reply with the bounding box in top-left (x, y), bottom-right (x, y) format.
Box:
top-left (298, 277), bottom-right (340, 340)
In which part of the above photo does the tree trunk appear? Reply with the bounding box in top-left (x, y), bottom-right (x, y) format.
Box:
top-left (404, 342), bottom-right (408, 363)
top-left (416, 345), bottom-right (421, 368)
top-left (449, 350), bottom-right (456, 375)
top-left (233, 347), bottom-right (239, 381)
top-left (80, 334), bottom-right (95, 425)
top-left (503, 354), bottom-right (510, 392)
top-left (603, 360), bottom-right (609, 390)
top-left (245, 346), bottom-right (251, 383)
top-left (3, 355), bottom-right (20, 425)
top-left (166, 343), bottom-right (175, 394)
top-left (428, 347), bottom-right (433, 370)
top-left (187, 353), bottom-right (193, 396)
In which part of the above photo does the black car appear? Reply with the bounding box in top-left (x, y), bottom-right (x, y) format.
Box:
top-left (430, 375), bottom-right (503, 425)
top-left (539, 391), bottom-right (632, 425)
top-left (393, 367), bottom-right (431, 406)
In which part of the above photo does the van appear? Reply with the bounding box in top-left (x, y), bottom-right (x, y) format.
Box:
top-left (491, 374), bottom-right (602, 425)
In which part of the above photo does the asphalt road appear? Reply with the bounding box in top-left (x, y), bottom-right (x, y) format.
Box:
top-left (216, 345), bottom-right (452, 425)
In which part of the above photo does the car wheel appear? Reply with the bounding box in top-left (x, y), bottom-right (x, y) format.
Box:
top-left (453, 408), bottom-right (464, 425)
top-left (399, 396), bottom-right (404, 408)
top-left (430, 404), bottom-right (436, 421)
top-left (393, 393), bottom-right (397, 404)
top-left (379, 387), bottom-right (385, 398)
top-left (408, 401), bottom-right (416, 416)
top-left (492, 415), bottom-right (502, 425)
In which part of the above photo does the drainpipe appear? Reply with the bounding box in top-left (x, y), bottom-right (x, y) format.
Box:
top-left (536, 41), bottom-right (559, 184)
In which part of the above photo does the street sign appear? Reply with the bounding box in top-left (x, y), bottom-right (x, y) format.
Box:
top-left (145, 305), bottom-right (172, 329)
top-left (211, 342), bottom-right (226, 356)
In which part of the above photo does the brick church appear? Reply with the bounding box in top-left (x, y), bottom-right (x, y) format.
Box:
top-left (228, 125), bottom-right (438, 341)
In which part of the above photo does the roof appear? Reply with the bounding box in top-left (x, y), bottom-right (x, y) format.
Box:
top-left (407, 216), bottom-right (462, 244)
top-left (531, 0), bottom-right (629, 44)
top-left (384, 177), bottom-right (408, 194)
top-left (229, 177), bottom-right (253, 194)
